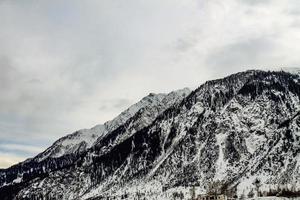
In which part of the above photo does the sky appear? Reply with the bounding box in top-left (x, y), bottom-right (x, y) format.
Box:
top-left (1, 0), bottom-right (300, 168)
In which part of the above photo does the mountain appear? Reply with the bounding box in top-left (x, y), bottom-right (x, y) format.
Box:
top-left (0, 88), bottom-right (190, 199)
top-left (1, 70), bottom-right (300, 200)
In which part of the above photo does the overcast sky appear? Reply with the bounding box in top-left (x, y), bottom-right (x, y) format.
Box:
top-left (1, 0), bottom-right (300, 168)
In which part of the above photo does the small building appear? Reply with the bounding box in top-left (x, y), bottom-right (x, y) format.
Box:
top-left (196, 194), bottom-right (230, 200)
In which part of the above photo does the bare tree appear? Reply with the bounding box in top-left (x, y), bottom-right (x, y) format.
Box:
top-left (190, 186), bottom-right (196, 199)
top-left (253, 178), bottom-right (262, 197)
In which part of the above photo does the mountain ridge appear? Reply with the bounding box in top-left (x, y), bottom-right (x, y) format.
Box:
top-left (1, 69), bottom-right (300, 200)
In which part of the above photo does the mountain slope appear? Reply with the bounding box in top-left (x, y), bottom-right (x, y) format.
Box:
top-left (0, 88), bottom-right (190, 200)
top-left (2, 70), bottom-right (300, 200)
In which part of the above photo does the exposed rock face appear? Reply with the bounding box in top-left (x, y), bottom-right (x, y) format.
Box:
top-left (1, 70), bottom-right (300, 200)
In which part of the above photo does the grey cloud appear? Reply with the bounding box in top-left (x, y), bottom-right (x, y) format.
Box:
top-left (174, 37), bottom-right (198, 53)
top-left (98, 99), bottom-right (132, 112)
top-left (1, 0), bottom-right (300, 168)
top-left (283, 0), bottom-right (300, 16)
top-left (238, 0), bottom-right (271, 6)
top-left (0, 56), bottom-right (19, 90)
top-left (113, 99), bottom-right (132, 109)
top-left (286, 9), bottom-right (300, 16)
top-left (27, 78), bottom-right (42, 84)
top-left (205, 37), bottom-right (276, 74)
top-left (0, 143), bottom-right (43, 157)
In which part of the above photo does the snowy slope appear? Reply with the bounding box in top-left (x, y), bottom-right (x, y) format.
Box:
top-left (34, 125), bottom-right (106, 161)
top-left (81, 70), bottom-right (299, 200)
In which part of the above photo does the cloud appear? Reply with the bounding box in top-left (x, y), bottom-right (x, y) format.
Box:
top-left (98, 99), bottom-right (132, 112)
top-left (0, 143), bottom-right (43, 156)
top-left (1, 0), bottom-right (300, 167)
top-left (0, 153), bottom-right (25, 169)
top-left (0, 56), bottom-right (19, 91)
top-left (205, 37), bottom-right (276, 73)
top-left (238, 0), bottom-right (271, 6)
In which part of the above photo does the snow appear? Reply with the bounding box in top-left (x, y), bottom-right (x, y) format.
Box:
top-left (214, 132), bottom-right (227, 180)
top-left (13, 176), bottom-right (22, 184)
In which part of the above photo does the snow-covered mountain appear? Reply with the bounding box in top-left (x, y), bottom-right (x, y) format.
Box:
top-left (1, 70), bottom-right (300, 200)
top-left (0, 88), bottom-right (190, 199)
